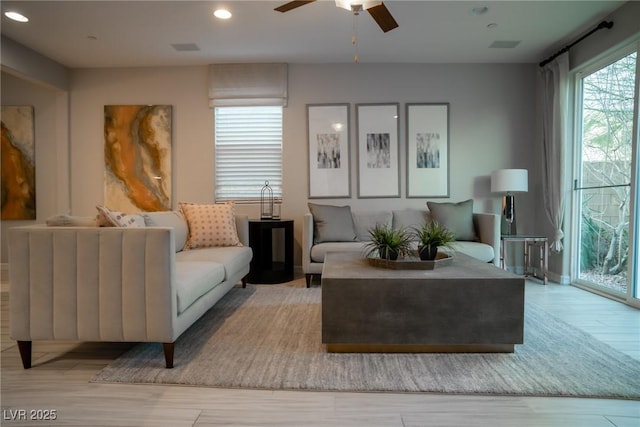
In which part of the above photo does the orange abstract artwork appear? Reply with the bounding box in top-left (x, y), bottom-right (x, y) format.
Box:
top-left (104, 105), bottom-right (172, 212)
top-left (1, 106), bottom-right (36, 220)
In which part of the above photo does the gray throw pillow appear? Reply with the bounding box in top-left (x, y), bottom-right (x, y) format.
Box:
top-left (308, 203), bottom-right (357, 243)
top-left (427, 199), bottom-right (477, 241)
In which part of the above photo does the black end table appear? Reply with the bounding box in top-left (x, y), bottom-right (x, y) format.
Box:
top-left (248, 219), bottom-right (294, 284)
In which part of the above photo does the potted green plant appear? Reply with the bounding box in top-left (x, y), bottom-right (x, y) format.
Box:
top-left (364, 224), bottom-right (412, 261)
top-left (412, 221), bottom-right (456, 260)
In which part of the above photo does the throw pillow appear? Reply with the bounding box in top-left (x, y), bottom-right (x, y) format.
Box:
top-left (96, 205), bottom-right (146, 228)
top-left (143, 210), bottom-right (189, 252)
top-left (179, 202), bottom-right (241, 249)
top-left (46, 214), bottom-right (98, 227)
top-left (426, 199), bottom-right (477, 241)
top-left (308, 203), bottom-right (357, 243)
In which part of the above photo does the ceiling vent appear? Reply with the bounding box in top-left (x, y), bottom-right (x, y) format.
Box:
top-left (171, 43), bottom-right (200, 52)
top-left (489, 40), bottom-right (521, 49)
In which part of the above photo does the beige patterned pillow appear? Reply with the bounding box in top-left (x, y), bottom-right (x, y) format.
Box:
top-left (179, 202), bottom-right (241, 249)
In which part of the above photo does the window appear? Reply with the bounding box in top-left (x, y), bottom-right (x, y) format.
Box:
top-left (572, 43), bottom-right (639, 304)
top-left (214, 106), bottom-right (283, 202)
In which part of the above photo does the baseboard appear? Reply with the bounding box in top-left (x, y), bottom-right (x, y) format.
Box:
top-left (547, 271), bottom-right (570, 285)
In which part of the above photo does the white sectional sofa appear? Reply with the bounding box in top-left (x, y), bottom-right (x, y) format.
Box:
top-left (303, 201), bottom-right (501, 287)
top-left (8, 210), bottom-right (252, 369)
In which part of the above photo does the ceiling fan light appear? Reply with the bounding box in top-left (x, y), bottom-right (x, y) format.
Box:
top-left (335, 0), bottom-right (382, 12)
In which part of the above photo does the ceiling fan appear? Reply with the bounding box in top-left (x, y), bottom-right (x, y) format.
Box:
top-left (275, 0), bottom-right (399, 33)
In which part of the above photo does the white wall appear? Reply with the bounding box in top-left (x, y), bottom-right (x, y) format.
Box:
top-left (67, 63), bottom-right (537, 265)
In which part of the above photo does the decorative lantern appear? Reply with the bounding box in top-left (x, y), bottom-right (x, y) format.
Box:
top-left (261, 181), bottom-right (274, 220)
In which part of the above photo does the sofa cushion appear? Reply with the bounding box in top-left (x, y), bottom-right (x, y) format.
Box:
top-left (143, 210), bottom-right (188, 252)
top-left (308, 203), bottom-right (357, 243)
top-left (179, 202), bottom-right (241, 249)
top-left (175, 261), bottom-right (225, 314)
top-left (392, 209), bottom-right (430, 231)
top-left (176, 246), bottom-right (253, 281)
top-left (450, 241), bottom-right (494, 263)
top-left (352, 211), bottom-right (393, 241)
top-left (427, 199), bottom-right (478, 241)
top-left (310, 242), bottom-right (367, 263)
top-left (96, 205), bottom-right (146, 228)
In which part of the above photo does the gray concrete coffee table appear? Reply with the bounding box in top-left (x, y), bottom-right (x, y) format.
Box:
top-left (321, 251), bottom-right (524, 353)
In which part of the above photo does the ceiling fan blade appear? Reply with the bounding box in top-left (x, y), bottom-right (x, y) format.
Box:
top-left (367, 2), bottom-right (398, 33)
top-left (275, 1), bottom-right (316, 13)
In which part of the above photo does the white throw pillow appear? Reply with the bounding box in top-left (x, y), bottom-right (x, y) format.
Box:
top-left (96, 205), bottom-right (146, 228)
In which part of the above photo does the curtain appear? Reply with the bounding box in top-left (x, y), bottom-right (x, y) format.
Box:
top-left (540, 53), bottom-right (570, 252)
top-left (208, 63), bottom-right (288, 107)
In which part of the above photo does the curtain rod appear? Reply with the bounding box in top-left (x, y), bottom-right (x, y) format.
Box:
top-left (539, 20), bottom-right (614, 68)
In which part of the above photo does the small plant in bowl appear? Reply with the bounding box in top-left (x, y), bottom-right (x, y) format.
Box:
top-left (364, 224), bottom-right (412, 261)
top-left (412, 221), bottom-right (456, 260)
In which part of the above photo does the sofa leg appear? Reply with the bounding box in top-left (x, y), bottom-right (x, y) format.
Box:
top-left (305, 274), bottom-right (313, 288)
top-left (17, 340), bottom-right (32, 369)
top-left (163, 342), bottom-right (174, 368)
top-left (241, 275), bottom-right (248, 288)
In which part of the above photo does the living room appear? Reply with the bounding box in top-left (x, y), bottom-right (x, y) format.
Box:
top-left (1, 1), bottom-right (639, 425)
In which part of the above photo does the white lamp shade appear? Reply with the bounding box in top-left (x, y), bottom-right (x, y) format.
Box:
top-left (491, 169), bottom-right (528, 193)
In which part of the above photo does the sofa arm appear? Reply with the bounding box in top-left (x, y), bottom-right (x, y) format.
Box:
top-left (302, 213), bottom-right (314, 274)
top-left (8, 226), bottom-right (177, 343)
top-left (473, 213), bottom-right (501, 266)
top-left (235, 214), bottom-right (249, 246)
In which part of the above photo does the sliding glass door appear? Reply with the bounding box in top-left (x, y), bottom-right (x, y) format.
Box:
top-left (573, 44), bottom-right (639, 305)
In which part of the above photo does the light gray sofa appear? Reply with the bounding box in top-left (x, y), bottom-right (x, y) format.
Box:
top-left (303, 203), bottom-right (500, 287)
top-left (8, 212), bottom-right (252, 369)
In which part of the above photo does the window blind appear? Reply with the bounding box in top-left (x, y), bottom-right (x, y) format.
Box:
top-left (209, 63), bottom-right (288, 107)
top-left (214, 106), bottom-right (283, 202)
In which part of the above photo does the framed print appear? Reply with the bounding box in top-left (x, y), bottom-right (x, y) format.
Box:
top-left (406, 103), bottom-right (449, 198)
top-left (307, 104), bottom-right (350, 198)
top-left (1, 106), bottom-right (36, 219)
top-left (356, 103), bottom-right (400, 198)
top-left (104, 105), bottom-right (172, 211)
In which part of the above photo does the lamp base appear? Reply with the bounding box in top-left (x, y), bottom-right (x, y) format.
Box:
top-left (501, 194), bottom-right (517, 236)
top-left (501, 217), bottom-right (517, 236)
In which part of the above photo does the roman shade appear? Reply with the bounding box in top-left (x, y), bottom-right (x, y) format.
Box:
top-left (208, 63), bottom-right (288, 107)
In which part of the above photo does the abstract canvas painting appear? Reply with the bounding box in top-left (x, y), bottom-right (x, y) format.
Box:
top-left (1, 106), bottom-right (36, 220)
top-left (104, 105), bottom-right (172, 212)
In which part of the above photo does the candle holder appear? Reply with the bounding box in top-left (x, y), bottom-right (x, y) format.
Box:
top-left (261, 181), bottom-right (274, 220)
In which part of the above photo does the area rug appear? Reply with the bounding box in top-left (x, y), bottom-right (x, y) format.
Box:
top-left (92, 286), bottom-right (640, 399)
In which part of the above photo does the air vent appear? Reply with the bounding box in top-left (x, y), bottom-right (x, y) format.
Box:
top-left (171, 43), bottom-right (200, 52)
top-left (489, 40), bottom-right (521, 49)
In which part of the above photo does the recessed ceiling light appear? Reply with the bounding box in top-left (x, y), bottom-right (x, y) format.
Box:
top-left (214, 9), bottom-right (232, 19)
top-left (5, 11), bottom-right (29, 22)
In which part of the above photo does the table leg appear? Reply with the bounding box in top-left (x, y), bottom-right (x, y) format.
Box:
top-left (523, 240), bottom-right (530, 277)
top-left (543, 239), bottom-right (548, 285)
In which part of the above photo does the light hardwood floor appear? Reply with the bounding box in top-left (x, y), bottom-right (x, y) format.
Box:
top-left (1, 276), bottom-right (639, 427)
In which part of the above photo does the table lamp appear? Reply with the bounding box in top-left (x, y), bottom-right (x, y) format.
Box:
top-left (491, 169), bottom-right (528, 235)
